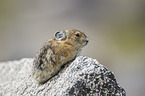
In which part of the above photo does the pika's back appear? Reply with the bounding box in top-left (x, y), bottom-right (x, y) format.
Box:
top-left (32, 29), bottom-right (88, 83)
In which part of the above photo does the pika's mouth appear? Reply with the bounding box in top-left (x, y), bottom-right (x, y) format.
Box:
top-left (83, 38), bottom-right (89, 46)
top-left (85, 40), bottom-right (89, 46)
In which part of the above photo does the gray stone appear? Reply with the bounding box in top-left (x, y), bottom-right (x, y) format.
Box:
top-left (0, 56), bottom-right (126, 96)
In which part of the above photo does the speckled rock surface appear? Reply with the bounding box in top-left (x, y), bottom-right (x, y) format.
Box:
top-left (0, 56), bottom-right (126, 96)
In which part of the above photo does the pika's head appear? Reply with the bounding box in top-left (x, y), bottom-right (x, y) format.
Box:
top-left (54, 28), bottom-right (88, 49)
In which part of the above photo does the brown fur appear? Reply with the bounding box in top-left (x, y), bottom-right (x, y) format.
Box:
top-left (32, 28), bottom-right (88, 83)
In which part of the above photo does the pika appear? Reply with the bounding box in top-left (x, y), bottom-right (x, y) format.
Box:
top-left (32, 29), bottom-right (88, 83)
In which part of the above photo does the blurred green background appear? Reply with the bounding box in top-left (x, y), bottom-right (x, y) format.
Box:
top-left (0, 0), bottom-right (145, 95)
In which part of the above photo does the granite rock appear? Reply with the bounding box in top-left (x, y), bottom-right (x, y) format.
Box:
top-left (0, 56), bottom-right (126, 96)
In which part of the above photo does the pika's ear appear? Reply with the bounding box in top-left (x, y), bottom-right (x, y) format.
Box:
top-left (54, 31), bottom-right (66, 40)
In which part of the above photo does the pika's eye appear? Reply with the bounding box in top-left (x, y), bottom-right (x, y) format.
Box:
top-left (75, 33), bottom-right (80, 37)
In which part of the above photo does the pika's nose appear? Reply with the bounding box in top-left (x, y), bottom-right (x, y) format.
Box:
top-left (85, 38), bottom-right (89, 45)
top-left (86, 40), bottom-right (89, 44)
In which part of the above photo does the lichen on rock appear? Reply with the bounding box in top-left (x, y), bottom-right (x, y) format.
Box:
top-left (0, 56), bottom-right (126, 96)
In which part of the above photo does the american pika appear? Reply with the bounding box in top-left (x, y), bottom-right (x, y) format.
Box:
top-left (32, 29), bottom-right (88, 83)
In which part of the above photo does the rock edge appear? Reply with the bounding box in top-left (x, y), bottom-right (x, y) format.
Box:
top-left (0, 56), bottom-right (126, 96)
